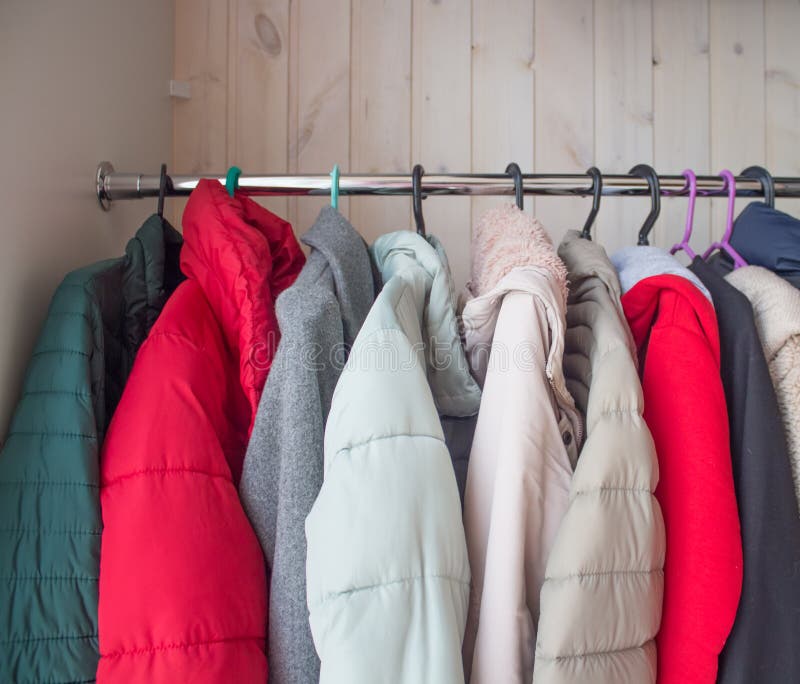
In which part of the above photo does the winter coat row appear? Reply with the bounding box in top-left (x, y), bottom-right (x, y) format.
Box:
top-left (3, 185), bottom-right (800, 683)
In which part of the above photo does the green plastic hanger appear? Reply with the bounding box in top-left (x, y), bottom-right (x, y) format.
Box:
top-left (225, 166), bottom-right (242, 198)
top-left (330, 164), bottom-right (340, 210)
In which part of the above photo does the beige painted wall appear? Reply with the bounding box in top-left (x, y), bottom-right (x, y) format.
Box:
top-left (174, 0), bottom-right (800, 292)
top-left (0, 1), bottom-right (174, 442)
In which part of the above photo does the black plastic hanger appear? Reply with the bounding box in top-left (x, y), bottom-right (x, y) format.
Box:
top-left (741, 165), bottom-right (775, 209)
top-left (157, 163), bottom-right (169, 219)
top-left (505, 163), bottom-right (524, 211)
top-left (580, 167), bottom-right (603, 240)
top-left (630, 164), bottom-right (661, 246)
top-left (412, 164), bottom-right (426, 236)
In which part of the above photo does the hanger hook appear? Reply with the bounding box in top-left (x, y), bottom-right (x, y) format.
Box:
top-left (701, 170), bottom-right (747, 268)
top-left (741, 165), bottom-right (775, 209)
top-left (629, 164), bottom-right (661, 246)
top-left (668, 169), bottom-right (698, 258)
top-left (720, 169), bottom-right (738, 244)
top-left (580, 167), bottom-right (602, 240)
top-left (225, 166), bottom-right (242, 198)
top-left (505, 163), bottom-right (524, 211)
top-left (157, 163), bottom-right (169, 219)
top-left (330, 164), bottom-right (340, 210)
top-left (412, 164), bottom-right (426, 236)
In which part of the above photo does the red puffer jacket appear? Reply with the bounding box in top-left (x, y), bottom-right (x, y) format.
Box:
top-left (621, 274), bottom-right (742, 684)
top-left (97, 180), bottom-right (305, 682)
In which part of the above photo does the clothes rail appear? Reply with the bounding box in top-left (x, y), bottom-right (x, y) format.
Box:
top-left (95, 161), bottom-right (800, 210)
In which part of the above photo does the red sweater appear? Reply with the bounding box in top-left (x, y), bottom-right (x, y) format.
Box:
top-left (97, 180), bottom-right (305, 682)
top-left (621, 274), bottom-right (742, 684)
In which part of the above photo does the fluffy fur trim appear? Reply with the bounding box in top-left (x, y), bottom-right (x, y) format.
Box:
top-left (470, 204), bottom-right (568, 304)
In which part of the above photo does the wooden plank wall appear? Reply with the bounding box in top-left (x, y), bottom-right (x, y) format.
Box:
top-left (174, 0), bottom-right (800, 289)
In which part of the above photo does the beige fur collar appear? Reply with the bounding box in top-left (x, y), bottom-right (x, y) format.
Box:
top-left (468, 204), bottom-right (568, 305)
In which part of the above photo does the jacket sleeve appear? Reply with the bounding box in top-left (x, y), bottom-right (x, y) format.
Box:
top-left (97, 287), bottom-right (267, 684)
top-left (0, 278), bottom-right (103, 683)
top-left (305, 321), bottom-right (471, 684)
top-left (643, 319), bottom-right (742, 684)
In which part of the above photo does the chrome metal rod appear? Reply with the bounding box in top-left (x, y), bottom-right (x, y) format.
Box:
top-left (96, 162), bottom-right (800, 210)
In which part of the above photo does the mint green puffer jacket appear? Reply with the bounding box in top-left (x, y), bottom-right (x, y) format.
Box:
top-left (0, 215), bottom-right (182, 683)
top-left (306, 231), bottom-right (481, 684)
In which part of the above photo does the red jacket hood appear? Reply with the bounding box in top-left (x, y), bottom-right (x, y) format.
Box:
top-left (621, 273), bottom-right (721, 368)
top-left (181, 180), bottom-right (305, 427)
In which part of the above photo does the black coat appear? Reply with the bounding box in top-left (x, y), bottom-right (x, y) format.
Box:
top-left (690, 257), bottom-right (800, 684)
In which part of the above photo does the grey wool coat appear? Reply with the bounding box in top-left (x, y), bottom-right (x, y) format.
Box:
top-left (239, 206), bottom-right (376, 684)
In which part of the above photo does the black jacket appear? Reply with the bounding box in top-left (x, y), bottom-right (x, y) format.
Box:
top-left (690, 257), bottom-right (800, 684)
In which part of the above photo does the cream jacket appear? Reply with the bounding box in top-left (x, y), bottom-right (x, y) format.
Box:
top-left (460, 206), bottom-right (582, 684)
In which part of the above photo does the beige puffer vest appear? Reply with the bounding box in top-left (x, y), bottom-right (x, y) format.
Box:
top-left (533, 232), bottom-right (666, 684)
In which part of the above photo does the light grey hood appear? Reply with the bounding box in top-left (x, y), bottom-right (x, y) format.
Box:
top-left (611, 245), bottom-right (712, 301)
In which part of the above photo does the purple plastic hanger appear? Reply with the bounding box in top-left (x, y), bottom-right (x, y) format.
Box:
top-left (702, 169), bottom-right (748, 269)
top-left (669, 169), bottom-right (698, 259)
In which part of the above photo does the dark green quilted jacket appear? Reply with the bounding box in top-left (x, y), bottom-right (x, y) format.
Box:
top-left (0, 215), bottom-right (183, 684)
